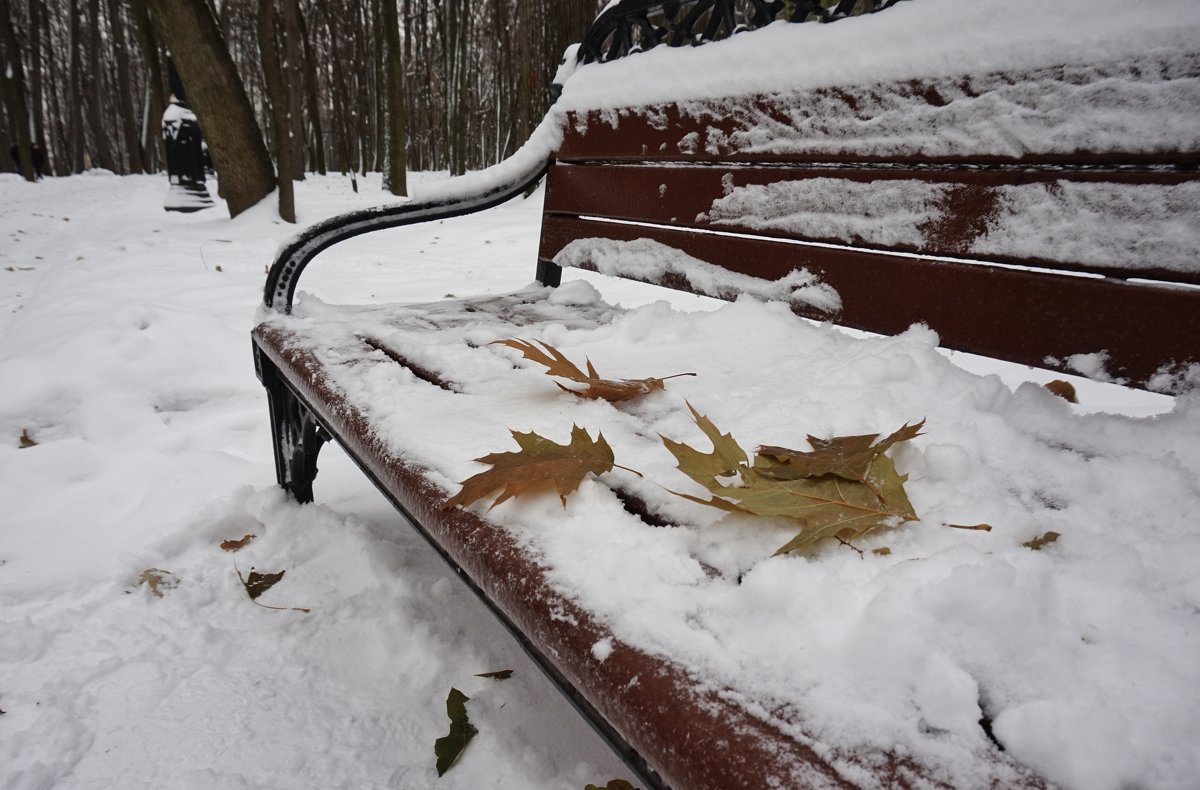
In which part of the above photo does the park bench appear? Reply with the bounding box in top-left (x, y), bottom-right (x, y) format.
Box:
top-left (251, 1), bottom-right (1200, 787)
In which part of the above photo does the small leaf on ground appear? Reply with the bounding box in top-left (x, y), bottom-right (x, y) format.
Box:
top-left (585, 781), bottom-right (638, 790)
top-left (1024, 531), bottom-right (1061, 550)
top-left (475, 669), bottom-right (514, 680)
top-left (493, 338), bottom-right (694, 403)
top-left (220, 533), bottom-right (257, 552)
top-left (946, 523), bottom-right (993, 532)
top-left (662, 407), bottom-right (921, 555)
top-left (434, 688), bottom-right (478, 776)
top-left (238, 567), bottom-right (286, 600)
top-left (234, 565), bottom-right (310, 613)
top-left (138, 568), bottom-right (179, 598)
top-left (18, 429), bottom-right (37, 448)
top-left (445, 425), bottom-right (616, 510)
top-left (872, 547), bottom-right (892, 556)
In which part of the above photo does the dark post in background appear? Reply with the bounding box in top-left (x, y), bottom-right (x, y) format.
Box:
top-left (162, 58), bottom-right (214, 212)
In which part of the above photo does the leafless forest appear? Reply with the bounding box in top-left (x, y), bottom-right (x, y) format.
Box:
top-left (0, 0), bottom-right (599, 183)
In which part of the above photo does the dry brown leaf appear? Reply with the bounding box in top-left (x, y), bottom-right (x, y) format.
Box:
top-left (138, 568), bottom-right (179, 598)
top-left (1024, 531), bottom-right (1061, 550)
top-left (1043, 380), bottom-right (1078, 403)
top-left (445, 425), bottom-right (618, 510)
top-left (946, 523), bottom-right (993, 532)
top-left (662, 406), bottom-right (920, 555)
top-left (238, 567), bottom-right (285, 600)
top-left (235, 565), bottom-right (309, 613)
top-left (220, 533), bottom-right (257, 552)
top-left (493, 338), bottom-right (694, 403)
top-left (18, 429), bottom-right (37, 449)
top-left (475, 669), bottom-right (514, 680)
top-left (757, 420), bottom-right (925, 487)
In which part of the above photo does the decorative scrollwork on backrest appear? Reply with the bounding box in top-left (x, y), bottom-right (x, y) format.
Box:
top-left (578, 0), bottom-right (907, 64)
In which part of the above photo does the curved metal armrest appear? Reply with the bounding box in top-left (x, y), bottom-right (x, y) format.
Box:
top-left (263, 158), bottom-right (551, 314)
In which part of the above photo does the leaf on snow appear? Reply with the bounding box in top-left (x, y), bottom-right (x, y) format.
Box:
top-left (18, 428), bottom-right (37, 448)
top-left (1043, 380), bottom-right (1078, 403)
top-left (756, 420), bottom-right (924, 485)
top-left (434, 687), bottom-right (478, 776)
top-left (493, 338), bottom-right (694, 403)
top-left (238, 567), bottom-right (286, 600)
top-left (660, 402), bottom-right (749, 491)
top-left (661, 408), bottom-right (920, 555)
top-left (444, 425), bottom-right (615, 510)
top-left (475, 669), bottom-right (514, 680)
top-left (946, 523), bottom-right (993, 532)
top-left (1023, 531), bottom-right (1061, 550)
top-left (234, 565), bottom-right (310, 613)
top-left (220, 533), bottom-right (257, 552)
top-left (138, 568), bottom-right (179, 598)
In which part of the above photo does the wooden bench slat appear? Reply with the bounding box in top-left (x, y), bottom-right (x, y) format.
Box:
top-left (559, 54), bottom-right (1200, 167)
top-left (544, 162), bottom-right (1200, 285)
top-left (539, 215), bottom-right (1200, 390)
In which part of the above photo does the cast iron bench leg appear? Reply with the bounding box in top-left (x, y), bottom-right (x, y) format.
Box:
top-left (254, 345), bottom-right (329, 503)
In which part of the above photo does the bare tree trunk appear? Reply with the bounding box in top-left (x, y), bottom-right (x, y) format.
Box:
top-left (132, 0), bottom-right (167, 171)
top-left (106, 0), bottom-right (144, 172)
top-left (87, 0), bottom-right (118, 171)
top-left (0, 0), bottom-right (35, 180)
top-left (29, 0), bottom-right (46, 161)
top-left (280, 0), bottom-right (305, 179)
top-left (257, 0), bottom-right (295, 221)
top-left (146, 0), bottom-right (276, 217)
top-left (381, 0), bottom-right (406, 195)
top-left (68, 0), bottom-right (86, 170)
top-left (296, 1), bottom-right (325, 175)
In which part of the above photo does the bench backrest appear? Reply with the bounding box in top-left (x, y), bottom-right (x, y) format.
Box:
top-left (537, 56), bottom-right (1200, 392)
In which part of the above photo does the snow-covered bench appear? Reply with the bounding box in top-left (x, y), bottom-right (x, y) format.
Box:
top-left (251, 2), bottom-right (1200, 787)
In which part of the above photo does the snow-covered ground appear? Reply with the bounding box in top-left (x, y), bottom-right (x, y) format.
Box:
top-left (0, 173), bottom-right (633, 789)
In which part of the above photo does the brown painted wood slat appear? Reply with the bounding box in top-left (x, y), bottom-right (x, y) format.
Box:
top-left (538, 215), bottom-right (1200, 391)
top-left (558, 54), bottom-right (1200, 167)
top-left (544, 162), bottom-right (1200, 286)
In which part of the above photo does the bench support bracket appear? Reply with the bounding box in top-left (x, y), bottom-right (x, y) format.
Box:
top-left (255, 345), bottom-right (329, 503)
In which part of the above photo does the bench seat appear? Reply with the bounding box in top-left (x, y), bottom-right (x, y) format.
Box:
top-left (253, 279), bottom-right (1082, 789)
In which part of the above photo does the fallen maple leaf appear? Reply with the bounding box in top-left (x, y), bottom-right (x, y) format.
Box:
top-left (238, 567), bottom-right (285, 599)
top-left (234, 565), bottom-right (310, 613)
top-left (662, 406), bottom-right (920, 555)
top-left (1024, 531), bottom-right (1061, 550)
top-left (444, 425), bottom-right (623, 510)
top-left (493, 338), bottom-right (694, 402)
top-left (220, 533), bottom-right (257, 552)
top-left (137, 568), bottom-right (179, 598)
top-left (756, 420), bottom-right (925, 503)
top-left (434, 688), bottom-right (478, 776)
